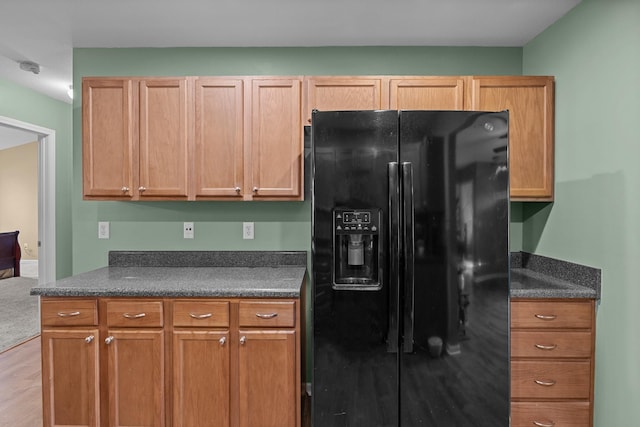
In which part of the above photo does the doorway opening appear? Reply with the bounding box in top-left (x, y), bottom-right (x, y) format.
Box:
top-left (0, 115), bottom-right (56, 285)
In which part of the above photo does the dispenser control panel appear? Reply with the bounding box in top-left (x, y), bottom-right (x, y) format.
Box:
top-left (334, 209), bottom-right (380, 234)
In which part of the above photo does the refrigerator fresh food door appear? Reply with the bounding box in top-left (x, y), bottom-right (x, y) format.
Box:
top-left (312, 110), bottom-right (400, 426)
top-left (398, 110), bottom-right (510, 426)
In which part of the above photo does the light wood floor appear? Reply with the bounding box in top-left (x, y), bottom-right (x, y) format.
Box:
top-left (0, 336), bottom-right (43, 426)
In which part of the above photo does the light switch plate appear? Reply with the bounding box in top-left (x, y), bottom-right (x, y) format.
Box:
top-left (98, 221), bottom-right (110, 239)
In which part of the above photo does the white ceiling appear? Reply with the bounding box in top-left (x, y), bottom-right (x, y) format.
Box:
top-left (0, 0), bottom-right (581, 106)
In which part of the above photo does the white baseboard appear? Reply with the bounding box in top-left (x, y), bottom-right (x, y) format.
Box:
top-left (20, 259), bottom-right (38, 278)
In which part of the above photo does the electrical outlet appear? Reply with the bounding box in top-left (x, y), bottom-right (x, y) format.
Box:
top-left (243, 222), bottom-right (254, 240)
top-left (183, 222), bottom-right (194, 239)
top-left (98, 221), bottom-right (110, 239)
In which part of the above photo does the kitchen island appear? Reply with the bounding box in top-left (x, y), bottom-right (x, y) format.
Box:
top-left (31, 250), bottom-right (307, 427)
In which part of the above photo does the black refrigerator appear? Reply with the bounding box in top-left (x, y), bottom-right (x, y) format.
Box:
top-left (311, 110), bottom-right (510, 426)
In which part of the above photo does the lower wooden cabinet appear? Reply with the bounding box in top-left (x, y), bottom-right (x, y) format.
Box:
top-left (511, 299), bottom-right (596, 427)
top-left (40, 296), bottom-right (301, 427)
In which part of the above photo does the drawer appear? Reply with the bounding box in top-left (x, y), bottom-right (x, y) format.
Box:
top-left (239, 301), bottom-right (295, 328)
top-left (173, 300), bottom-right (230, 327)
top-left (511, 402), bottom-right (591, 427)
top-left (511, 330), bottom-right (592, 359)
top-left (511, 360), bottom-right (591, 399)
top-left (511, 300), bottom-right (593, 329)
top-left (106, 300), bottom-right (163, 327)
top-left (41, 299), bottom-right (98, 326)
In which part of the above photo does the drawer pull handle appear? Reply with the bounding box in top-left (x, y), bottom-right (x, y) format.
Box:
top-left (534, 343), bottom-right (558, 351)
top-left (534, 314), bottom-right (557, 320)
top-left (105, 336), bottom-right (114, 345)
top-left (533, 421), bottom-right (555, 427)
top-left (85, 335), bottom-right (94, 344)
top-left (534, 379), bottom-right (556, 387)
top-left (256, 312), bottom-right (278, 319)
top-left (57, 311), bottom-right (81, 317)
top-left (189, 313), bottom-right (213, 319)
top-left (123, 312), bottom-right (146, 319)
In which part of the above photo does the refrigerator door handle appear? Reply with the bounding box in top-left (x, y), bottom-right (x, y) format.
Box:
top-left (387, 162), bottom-right (401, 352)
top-left (401, 162), bottom-right (415, 353)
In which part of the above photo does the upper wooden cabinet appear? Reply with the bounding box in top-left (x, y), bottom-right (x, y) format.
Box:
top-left (139, 78), bottom-right (189, 199)
top-left (193, 78), bottom-right (245, 199)
top-left (82, 76), bottom-right (303, 201)
top-left (249, 78), bottom-right (302, 200)
top-left (389, 77), bottom-right (465, 110)
top-left (303, 77), bottom-right (384, 123)
top-left (82, 78), bottom-right (135, 199)
top-left (466, 76), bottom-right (555, 201)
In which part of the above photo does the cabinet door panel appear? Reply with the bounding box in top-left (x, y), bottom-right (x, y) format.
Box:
top-left (139, 78), bottom-right (189, 198)
top-left (250, 79), bottom-right (302, 199)
top-left (82, 79), bottom-right (134, 199)
top-left (467, 76), bottom-right (554, 200)
top-left (511, 360), bottom-right (591, 399)
top-left (41, 329), bottom-right (100, 427)
top-left (511, 402), bottom-right (591, 427)
top-left (238, 330), bottom-right (297, 427)
top-left (304, 78), bottom-right (383, 123)
top-left (106, 329), bottom-right (164, 426)
top-left (173, 330), bottom-right (230, 427)
top-left (194, 78), bottom-right (244, 198)
top-left (389, 77), bottom-right (465, 110)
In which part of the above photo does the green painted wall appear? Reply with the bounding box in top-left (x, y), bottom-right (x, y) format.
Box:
top-left (73, 46), bottom-right (524, 274)
top-left (0, 78), bottom-right (73, 279)
top-left (523, 0), bottom-right (640, 425)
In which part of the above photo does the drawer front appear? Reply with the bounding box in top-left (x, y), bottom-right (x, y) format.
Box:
top-left (511, 301), bottom-right (593, 329)
top-left (106, 300), bottom-right (163, 327)
top-left (511, 330), bottom-right (592, 359)
top-left (173, 301), bottom-right (230, 327)
top-left (41, 299), bottom-right (98, 326)
top-left (511, 402), bottom-right (591, 427)
top-left (239, 301), bottom-right (295, 328)
top-left (511, 360), bottom-right (591, 399)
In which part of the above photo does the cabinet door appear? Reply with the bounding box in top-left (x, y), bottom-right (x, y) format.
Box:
top-left (466, 76), bottom-right (554, 200)
top-left (389, 77), bottom-right (465, 110)
top-left (304, 77), bottom-right (384, 124)
top-left (238, 330), bottom-right (297, 427)
top-left (194, 78), bottom-right (245, 198)
top-left (249, 78), bottom-right (302, 200)
top-left (41, 329), bottom-right (100, 427)
top-left (82, 78), bottom-right (134, 199)
top-left (139, 78), bottom-right (189, 199)
top-left (105, 329), bottom-right (164, 427)
top-left (173, 330), bottom-right (230, 427)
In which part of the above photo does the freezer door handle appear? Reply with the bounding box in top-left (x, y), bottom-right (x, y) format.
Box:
top-left (387, 162), bottom-right (401, 351)
top-left (401, 162), bottom-right (415, 353)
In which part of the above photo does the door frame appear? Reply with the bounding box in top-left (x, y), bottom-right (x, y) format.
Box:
top-left (0, 115), bottom-right (56, 284)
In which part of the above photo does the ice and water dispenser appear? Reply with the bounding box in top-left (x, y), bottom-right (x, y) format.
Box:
top-left (332, 208), bottom-right (382, 290)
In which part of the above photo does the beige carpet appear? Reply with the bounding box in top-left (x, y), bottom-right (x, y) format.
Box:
top-left (0, 277), bottom-right (39, 352)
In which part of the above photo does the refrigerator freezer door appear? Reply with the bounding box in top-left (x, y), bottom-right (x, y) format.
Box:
top-left (399, 110), bottom-right (510, 426)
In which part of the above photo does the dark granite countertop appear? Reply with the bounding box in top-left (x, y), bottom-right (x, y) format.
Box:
top-left (510, 252), bottom-right (600, 300)
top-left (31, 251), bottom-right (307, 298)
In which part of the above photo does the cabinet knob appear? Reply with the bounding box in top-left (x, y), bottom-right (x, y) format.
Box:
top-left (57, 311), bottom-right (80, 318)
top-left (252, 187), bottom-right (259, 193)
top-left (138, 186), bottom-right (146, 192)
top-left (123, 312), bottom-right (146, 319)
top-left (121, 186), bottom-right (130, 193)
top-left (240, 336), bottom-right (246, 345)
top-left (534, 314), bottom-right (557, 321)
top-left (105, 336), bottom-right (114, 345)
top-left (219, 336), bottom-right (227, 346)
top-left (85, 335), bottom-right (94, 344)
top-left (235, 187), bottom-right (241, 194)
top-left (534, 343), bottom-right (557, 351)
top-left (255, 312), bottom-right (278, 319)
top-left (534, 379), bottom-right (556, 387)
top-left (189, 312), bottom-right (212, 319)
